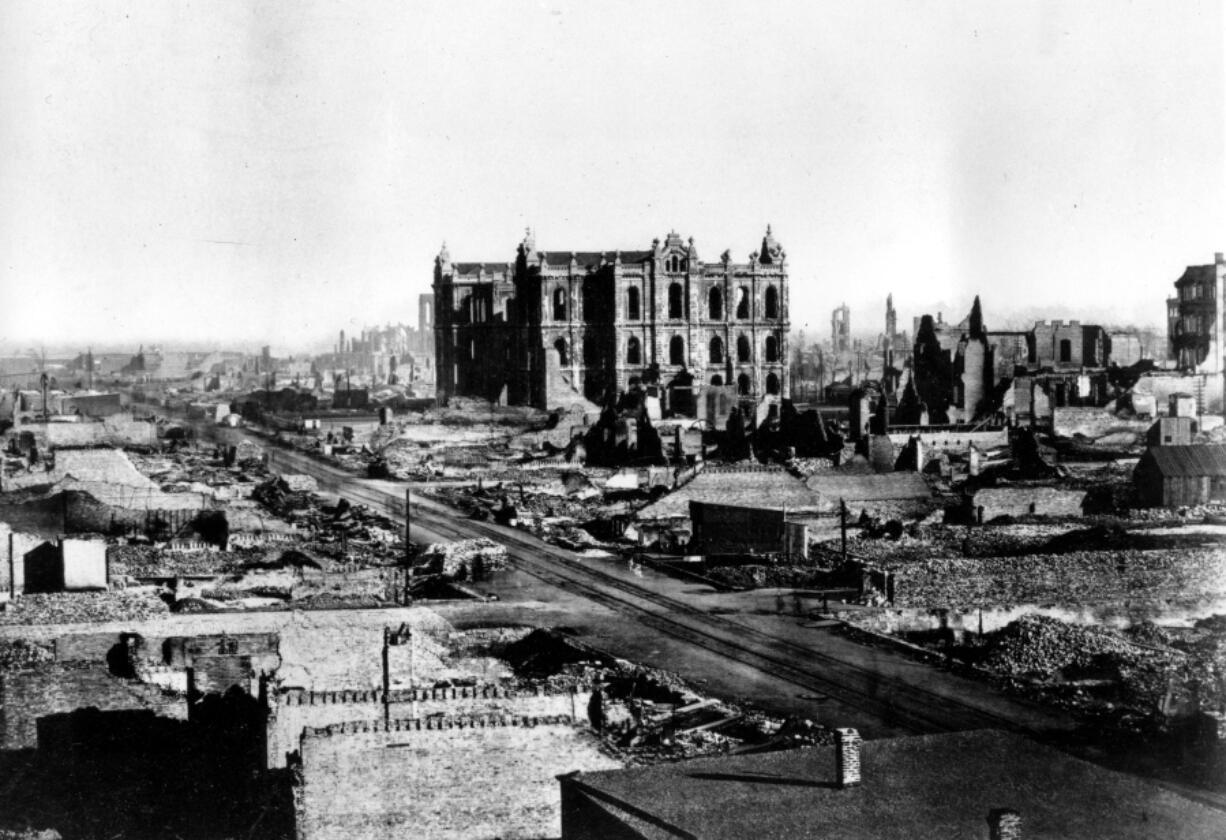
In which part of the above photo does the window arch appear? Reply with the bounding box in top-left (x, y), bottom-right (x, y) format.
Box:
top-left (708, 287), bottom-right (723, 320)
top-left (1059, 338), bottom-right (1072, 363)
top-left (627, 336), bottom-right (641, 365)
top-left (737, 373), bottom-right (751, 395)
top-left (669, 335), bottom-right (685, 366)
top-left (766, 372), bottom-right (780, 395)
top-left (627, 286), bottom-right (641, 320)
top-left (737, 334), bottom-right (751, 363)
top-left (709, 336), bottom-right (724, 364)
top-left (554, 338), bottom-right (568, 366)
top-left (553, 287), bottom-right (567, 320)
top-left (764, 285), bottom-right (779, 319)
top-left (710, 374), bottom-right (724, 386)
top-left (668, 283), bottom-right (684, 319)
top-left (765, 335), bottom-right (779, 363)
top-left (735, 286), bottom-right (750, 319)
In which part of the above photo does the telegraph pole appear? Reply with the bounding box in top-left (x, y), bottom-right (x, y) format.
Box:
top-left (839, 498), bottom-right (848, 563)
top-left (381, 625), bottom-right (391, 724)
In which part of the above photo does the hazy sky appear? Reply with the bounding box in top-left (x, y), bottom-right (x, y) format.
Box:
top-left (1, 1), bottom-right (1223, 353)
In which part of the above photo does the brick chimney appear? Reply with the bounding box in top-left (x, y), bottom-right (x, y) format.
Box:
top-left (988, 809), bottom-right (1021, 840)
top-left (835, 728), bottom-right (861, 788)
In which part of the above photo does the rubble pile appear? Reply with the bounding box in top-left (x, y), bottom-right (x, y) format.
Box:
top-left (960, 614), bottom-right (1226, 730)
top-left (414, 539), bottom-right (508, 580)
top-left (109, 544), bottom-right (247, 578)
top-left (982, 615), bottom-right (1152, 679)
top-left (0, 591), bottom-right (169, 626)
top-left (0, 637), bottom-right (55, 671)
top-left (499, 628), bottom-right (833, 763)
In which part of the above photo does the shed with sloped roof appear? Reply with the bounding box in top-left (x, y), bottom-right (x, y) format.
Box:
top-left (1133, 443), bottom-right (1226, 507)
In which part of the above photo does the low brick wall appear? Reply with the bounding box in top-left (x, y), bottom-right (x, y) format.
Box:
top-left (1052, 407), bottom-right (1150, 439)
top-left (268, 683), bottom-right (590, 768)
top-left (887, 548), bottom-right (1226, 608)
top-left (971, 487), bottom-right (1087, 520)
top-left (296, 715), bottom-right (621, 840)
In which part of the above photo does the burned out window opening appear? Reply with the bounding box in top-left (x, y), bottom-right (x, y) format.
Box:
top-left (668, 283), bottom-right (684, 319)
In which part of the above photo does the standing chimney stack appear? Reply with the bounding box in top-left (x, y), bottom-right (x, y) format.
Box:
top-left (835, 728), bottom-right (861, 788)
top-left (988, 808), bottom-right (1021, 840)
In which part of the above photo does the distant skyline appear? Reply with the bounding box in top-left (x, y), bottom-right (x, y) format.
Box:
top-left (2, 1), bottom-right (1223, 354)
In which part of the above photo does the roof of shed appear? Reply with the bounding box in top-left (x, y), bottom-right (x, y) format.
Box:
top-left (1144, 444), bottom-right (1226, 477)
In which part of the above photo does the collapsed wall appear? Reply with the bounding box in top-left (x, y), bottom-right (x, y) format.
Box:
top-left (0, 663), bottom-right (187, 750)
top-left (885, 547), bottom-right (1226, 608)
top-left (295, 715), bottom-right (620, 840)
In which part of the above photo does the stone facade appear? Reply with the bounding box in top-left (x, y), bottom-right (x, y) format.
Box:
top-left (433, 228), bottom-right (790, 413)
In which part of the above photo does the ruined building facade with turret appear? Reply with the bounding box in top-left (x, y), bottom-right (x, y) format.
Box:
top-left (433, 228), bottom-right (790, 414)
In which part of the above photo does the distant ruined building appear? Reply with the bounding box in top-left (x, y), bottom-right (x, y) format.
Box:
top-left (1168, 252), bottom-right (1226, 375)
top-left (910, 297), bottom-right (1112, 424)
top-left (433, 228), bottom-right (790, 414)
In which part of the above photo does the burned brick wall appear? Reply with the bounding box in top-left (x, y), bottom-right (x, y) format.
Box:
top-left (1, 663), bottom-right (186, 750)
top-left (267, 683), bottom-right (591, 769)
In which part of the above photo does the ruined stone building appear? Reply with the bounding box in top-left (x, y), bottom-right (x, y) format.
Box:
top-left (1168, 252), bottom-right (1226, 374)
top-left (433, 228), bottom-right (790, 414)
top-left (831, 303), bottom-right (851, 353)
top-left (911, 298), bottom-right (1115, 423)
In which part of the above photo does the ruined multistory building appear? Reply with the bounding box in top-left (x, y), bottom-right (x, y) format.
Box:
top-left (912, 298), bottom-right (1115, 423)
top-left (831, 303), bottom-right (851, 353)
top-left (1168, 252), bottom-right (1226, 374)
top-left (433, 228), bottom-right (790, 414)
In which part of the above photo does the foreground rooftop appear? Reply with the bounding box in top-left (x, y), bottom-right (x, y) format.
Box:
top-left (560, 729), bottom-right (1222, 839)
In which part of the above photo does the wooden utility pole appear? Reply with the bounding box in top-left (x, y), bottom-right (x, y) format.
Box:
top-left (839, 498), bottom-right (848, 563)
top-left (381, 625), bottom-right (391, 724)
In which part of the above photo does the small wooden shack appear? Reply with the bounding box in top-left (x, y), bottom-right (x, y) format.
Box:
top-left (1134, 444), bottom-right (1226, 508)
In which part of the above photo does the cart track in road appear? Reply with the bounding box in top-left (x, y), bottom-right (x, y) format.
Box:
top-left (264, 446), bottom-right (1064, 737)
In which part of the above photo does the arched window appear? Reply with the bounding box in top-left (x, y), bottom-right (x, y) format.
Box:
top-left (669, 335), bottom-right (685, 365)
top-left (553, 287), bottom-right (567, 320)
top-left (627, 286), bottom-right (641, 320)
top-left (737, 334), bottom-right (751, 363)
top-left (710, 374), bottom-right (724, 386)
top-left (708, 287), bottom-right (723, 320)
top-left (735, 286), bottom-right (750, 319)
top-left (766, 372), bottom-right (780, 395)
top-left (668, 283), bottom-right (684, 319)
top-left (737, 373), bottom-right (751, 395)
top-left (709, 336), bottom-right (724, 364)
top-left (764, 286), bottom-right (779, 319)
top-left (765, 335), bottom-right (779, 362)
top-left (554, 338), bottom-right (568, 366)
top-left (1059, 338), bottom-right (1072, 363)
top-left (627, 336), bottom-right (641, 365)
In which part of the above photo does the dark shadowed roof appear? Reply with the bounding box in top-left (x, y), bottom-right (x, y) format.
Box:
top-left (540, 250), bottom-right (652, 268)
top-left (1175, 263), bottom-right (1217, 287)
top-left (453, 262), bottom-right (512, 276)
top-left (561, 729), bottom-right (1224, 840)
top-left (1144, 444), bottom-right (1226, 477)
